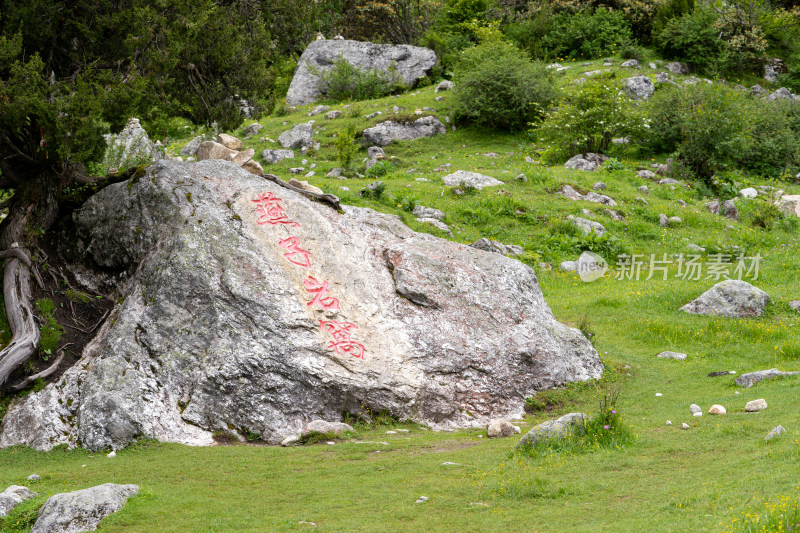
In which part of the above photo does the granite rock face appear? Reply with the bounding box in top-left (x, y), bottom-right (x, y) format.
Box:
top-left (0, 160), bottom-right (602, 450)
top-left (286, 40), bottom-right (437, 106)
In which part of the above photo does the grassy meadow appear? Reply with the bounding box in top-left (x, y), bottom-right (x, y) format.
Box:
top-left (2, 57), bottom-right (800, 532)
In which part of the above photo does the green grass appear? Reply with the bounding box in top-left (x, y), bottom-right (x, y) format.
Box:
top-left (1, 55), bottom-right (799, 532)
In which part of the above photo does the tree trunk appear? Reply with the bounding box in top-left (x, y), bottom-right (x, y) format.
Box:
top-left (0, 169), bottom-right (61, 387)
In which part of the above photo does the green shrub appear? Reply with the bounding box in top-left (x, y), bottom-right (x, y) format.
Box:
top-left (536, 75), bottom-right (647, 160)
top-left (315, 57), bottom-right (402, 102)
top-left (655, 10), bottom-right (723, 74)
top-left (738, 100), bottom-right (800, 178)
top-left (504, 7), bottom-right (556, 60)
top-left (35, 298), bottom-right (63, 359)
top-left (365, 159), bottom-right (395, 179)
top-left (542, 9), bottom-right (633, 60)
top-left (646, 83), bottom-right (749, 180)
top-left (332, 125), bottom-right (359, 172)
top-left (452, 41), bottom-right (557, 131)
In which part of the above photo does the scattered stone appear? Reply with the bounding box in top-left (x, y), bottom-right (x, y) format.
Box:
top-left (655, 72), bottom-right (672, 84)
top-left (593, 182), bottom-right (606, 191)
top-left (261, 149), bottom-right (295, 165)
top-left (281, 435), bottom-right (299, 446)
top-left (708, 404), bottom-right (726, 415)
top-left (636, 170), bottom-right (656, 179)
top-left (196, 141), bottom-right (237, 162)
top-left (107, 450), bottom-right (116, 458)
top-left (442, 170), bottom-right (504, 190)
top-left (469, 239), bottom-right (524, 256)
top-left (365, 111), bottom-right (382, 119)
top-left (180, 136), bottom-right (204, 157)
top-left (722, 199), bottom-right (738, 220)
top-left (243, 123), bottom-right (263, 137)
top-left (666, 62), bottom-right (689, 75)
top-left (103, 118), bottom-right (163, 169)
top-left (441, 462), bottom-right (461, 466)
top-left (286, 40), bottom-right (437, 106)
top-left (658, 214), bottom-right (669, 227)
top-left (557, 185), bottom-right (617, 206)
top-left (693, 412), bottom-right (702, 417)
top-left (745, 399), bottom-right (767, 412)
top-left (216, 133), bottom-right (242, 151)
top-left (31, 484), bottom-right (139, 533)
top-left (307, 105), bottom-right (330, 117)
top-left (681, 280), bottom-right (771, 318)
top-left (767, 87), bottom-right (795, 101)
top-left (778, 195), bottom-right (800, 217)
top-left (736, 369), bottom-right (800, 388)
top-left (708, 371), bottom-right (731, 377)
top-left (486, 419), bottom-right (516, 438)
top-left (765, 425), bottom-right (786, 441)
top-left (367, 146), bottom-right (386, 160)
top-left (435, 80), bottom-right (454, 92)
top-left (418, 218), bottom-right (452, 234)
top-left (412, 205), bottom-right (445, 221)
top-left (231, 148), bottom-right (255, 167)
top-left (560, 261), bottom-right (577, 272)
top-left (689, 404), bottom-right (701, 414)
top-left (301, 420), bottom-right (354, 437)
top-left (0, 485), bottom-right (37, 517)
top-left (516, 413), bottom-right (586, 448)
top-left (623, 76), bottom-right (655, 100)
top-left (638, 185), bottom-right (650, 195)
top-left (657, 351), bottom-right (687, 361)
top-left (279, 122), bottom-right (315, 150)
top-left (564, 153), bottom-right (608, 172)
top-left (678, 199), bottom-right (687, 207)
top-left (655, 393), bottom-right (663, 397)
top-left (739, 188), bottom-right (758, 199)
top-left (621, 59), bottom-right (640, 68)
top-left (668, 216), bottom-right (682, 225)
top-left (288, 179), bottom-right (323, 195)
top-left (658, 178), bottom-right (683, 186)
top-left (362, 116), bottom-right (446, 146)
top-left (325, 110), bottom-right (342, 120)
top-left (242, 159), bottom-right (263, 175)
top-left (706, 199), bottom-right (721, 215)
top-left (603, 209), bottom-right (624, 221)
top-left (567, 215), bottom-right (606, 237)
top-left (666, 420), bottom-right (672, 426)
top-left (27, 475), bottom-right (42, 482)
top-left (516, 173), bottom-right (528, 182)
top-left (790, 300), bottom-right (800, 312)
top-left (416, 496), bottom-right (429, 504)
top-left (289, 167), bottom-right (305, 174)
top-left (752, 84), bottom-right (767, 97)
top-left (681, 423), bottom-right (690, 430)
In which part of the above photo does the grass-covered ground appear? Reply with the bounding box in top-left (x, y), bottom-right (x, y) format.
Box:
top-left (2, 57), bottom-right (800, 532)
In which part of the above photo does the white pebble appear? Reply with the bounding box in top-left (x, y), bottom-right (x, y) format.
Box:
top-left (681, 423), bottom-right (690, 429)
top-left (655, 393), bottom-right (663, 397)
top-left (107, 451), bottom-right (116, 458)
top-left (666, 421), bottom-right (672, 426)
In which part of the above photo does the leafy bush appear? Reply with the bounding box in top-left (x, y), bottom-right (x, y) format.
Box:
top-left (542, 9), bottom-right (633, 60)
top-left (333, 125), bottom-right (359, 172)
top-left (452, 41), bottom-right (557, 131)
top-left (536, 75), bottom-right (647, 160)
top-left (365, 159), bottom-right (395, 179)
top-left (647, 84), bottom-right (800, 180)
top-left (655, 10), bottom-right (723, 74)
top-left (315, 57), bottom-right (403, 102)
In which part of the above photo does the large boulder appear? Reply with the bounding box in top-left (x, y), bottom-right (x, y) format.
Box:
top-left (362, 116), bottom-right (446, 146)
top-left (278, 122), bottom-right (315, 150)
top-left (441, 170), bottom-right (503, 190)
top-left (31, 484), bottom-right (139, 533)
top-left (680, 280), bottom-right (771, 318)
top-left (623, 76), bottom-right (655, 100)
top-left (779, 195), bottom-right (800, 217)
top-left (516, 413), bottom-right (586, 448)
top-left (286, 40), bottom-right (437, 106)
top-left (0, 160), bottom-right (603, 451)
top-left (102, 118), bottom-right (162, 170)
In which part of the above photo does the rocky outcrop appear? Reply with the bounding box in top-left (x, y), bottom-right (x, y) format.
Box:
top-left (623, 76), bottom-right (655, 100)
top-left (0, 159), bottom-right (602, 451)
top-left (102, 118), bottom-right (162, 170)
top-left (362, 116), bottom-right (445, 146)
top-left (286, 40), bottom-right (437, 106)
top-left (736, 369), bottom-right (800, 388)
top-left (31, 484), bottom-right (139, 533)
top-left (564, 153), bottom-right (608, 172)
top-left (0, 485), bottom-right (37, 517)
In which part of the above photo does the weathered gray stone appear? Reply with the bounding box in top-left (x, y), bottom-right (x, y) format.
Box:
top-left (243, 123), bottom-right (263, 137)
top-left (470, 238), bottom-right (524, 256)
top-left (301, 420), bottom-right (353, 436)
top-left (623, 76), bottom-right (655, 100)
top-left (778, 195), bottom-right (800, 217)
top-left (639, 186), bottom-right (650, 195)
top-left (412, 205), bottom-right (445, 221)
top-left (242, 159), bottom-right (263, 176)
top-left (567, 215), bottom-right (605, 237)
top-left (666, 62), bottom-right (689, 75)
top-left (706, 199), bottom-right (721, 215)
top-left (103, 118), bottom-right (162, 170)
top-left (689, 404), bottom-right (701, 414)
top-left (417, 218), bottom-right (452, 234)
top-left (363, 116), bottom-right (446, 146)
top-left (722, 199), bottom-right (738, 220)
top-left (736, 369), bottom-right (800, 388)
top-left (681, 280), bottom-right (771, 318)
top-left (657, 351), bottom-right (687, 361)
top-left (516, 413), bottom-right (586, 448)
top-left (287, 40), bottom-right (437, 106)
top-left (621, 59), bottom-right (640, 68)
top-left (31, 484), bottom-right (138, 533)
top-left (767, 88), bottom-right (794, 101)
top-left (435, 80), bottom-right (454, 92)
top-left (558, 185), bottom-right (616, 206)
top-left (592, 182), bottom-right (606, 191)
top-left (216, 133), bottom-right (242, 151)
top-left (739, 187), bottom-right (758, 199)
top-left (261, 149), bottom-right (295, 164)
top-left (636, 170), bottom-right (656, 179)
top-left (278, 122), bottom-right (314, 150)
top-left (231, 148), bottom-right (255, 167)
top-left (752, 84), bottom-right (767, 96)
top-left (0, 485), bottom-right (37, 517)
top-left (325, 110), bottom-right (342, 120)
top-left (180, 136), bottom-right (204, 157)
top-left (766, 425), bottom-right (786, 440)
top-left (486, 419), bottom-right (515, 438)
top-left (560, 261), bottom-right (577, 272)
top-left (658, 214), bottom-right (669, 227)
top-left (708, 404), bottom-right (726, 415)
top-left (442, 170), bottom-right (503, 190)
top-left (308, 105), bottom-right (330, 117)
top-left (367, 146), bottom-right (386, 160)
top-left (790, 300), bottom-right (800, 312)
top-left (0, 159), bottom-right (602, 450)
top-left (564, 153), bottom-right (608, 172)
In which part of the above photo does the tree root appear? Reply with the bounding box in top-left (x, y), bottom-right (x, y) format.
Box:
top-left (11, 348), bottom-right (67, 391)
top-left (0, 256), bottom-right (41, 387)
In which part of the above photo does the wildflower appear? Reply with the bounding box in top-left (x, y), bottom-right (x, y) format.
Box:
top-left (611, 410), bottom-right (616, 414)
top-left (604, 425), bottom-right (610, 429)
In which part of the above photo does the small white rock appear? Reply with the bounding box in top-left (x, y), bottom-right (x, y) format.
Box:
top-left (708, 404), bottom-right (727, 415)
top-left (666, 420), bottom-right (672, 426)
top-left (386, 430), bottom-right (397, 434)
top-left (693, 412), bottom-right (702, 417)
top-left (107, 451), bottom-right (116, 458)
top-left (655, 393), bottom-right (663, 397)
top-left (745, 399), bottom-right (767, 412)
top-left (681, 423), bottom-right (690, 430)
top-left (689, 404), bottom-right (701, 414)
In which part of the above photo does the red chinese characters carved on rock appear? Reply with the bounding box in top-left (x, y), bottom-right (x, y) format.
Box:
top-left (303, 276), bottom-right (340, 310)
top-left (278, 236), bottom-right (312, 268)
top-left (253, 192), bottom-right (300, 227)
top-left (319, 319), bottom-right (365, 359)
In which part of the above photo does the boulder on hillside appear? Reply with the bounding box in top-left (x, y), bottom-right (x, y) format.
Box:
top-left (180, 136), bottom-right (204, 157)
top-left (362, 116), bottom-right (445, 146)
top-left (680, 280), bottom-right (771, 318)
top-left (736, 368), bottom-right (800, 388)
top-left (564, 153), bottom-right (607, 172)
top-left (666, 61), bottom-right (689, 75)
top-left (779, 195), bottom-right (800, 217)
top-left (286, 40), bottom-right (437, 106)
top-left (0, 159), bottom-right (603, 451)
top-left (516, 413), bottom-right (586, 448)
top-left (196, 141), bottom-right (237, 161)
top-left (262, 149), bottom-right (295, 164)
top-left (623, 76), bottom-right (655, 100)
top-left (0, 485), bottom-right (37, 517)
top-left (441, 170), bottom-right (503, 190)
top-left (31, 484), bottom-right (139, 533)
top-left (278, 122), bottom-right (315, 150)
top-left (103, 118), bottom-right (163, 170)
